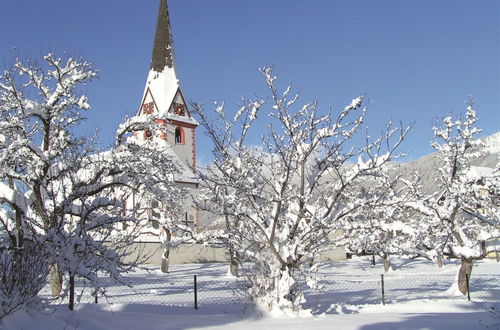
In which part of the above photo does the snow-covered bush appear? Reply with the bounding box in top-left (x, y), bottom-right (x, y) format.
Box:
top-left (192, 68), bottom-right (410, 313)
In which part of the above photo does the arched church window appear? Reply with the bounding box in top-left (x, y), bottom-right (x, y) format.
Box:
top-left (145, 129), bottom-right (153, 140)
top-left (175, 127), bottom-right (185, 144)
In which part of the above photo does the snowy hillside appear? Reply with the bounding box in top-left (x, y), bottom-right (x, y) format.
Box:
top-left (199, 132), bottom-right (500, 230)
top-left (481, 131), bottom-right (500, 159)
top-left (388, 132), bottom-right (500, 194)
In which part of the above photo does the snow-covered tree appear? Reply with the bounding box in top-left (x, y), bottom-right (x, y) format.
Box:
top-left (405, 104), bottom-right (499, 294)
top-left (339, 190), bottom-right (420, 272)
top-left (192, 68), bottom-right (410, 312)
top-left (114, 116), bottom-right (187, 274)
top-left (338, 169), bottom-right (435, 272)
top-left (0, 54), bottom-right (182, 309)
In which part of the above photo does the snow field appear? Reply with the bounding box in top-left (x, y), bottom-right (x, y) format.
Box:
top-left (39, 257), bottom-right (499, 311)
top-left (4, 256), bottom-right (499, 329)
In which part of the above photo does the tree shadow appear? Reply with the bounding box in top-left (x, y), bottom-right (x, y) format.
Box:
top-left (358, 311), bottom-right (491, 330)
top-left (53, 302), bottom-right (259, 330)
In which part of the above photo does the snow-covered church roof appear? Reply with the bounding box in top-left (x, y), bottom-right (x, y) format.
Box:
top-left (137, 0), bottom-right (198, 127)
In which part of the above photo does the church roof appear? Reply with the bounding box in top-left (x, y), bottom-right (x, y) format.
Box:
top-left (138, 0), bottom-right (198, 127)
top-left (151, 0), bottom-right (173, 71)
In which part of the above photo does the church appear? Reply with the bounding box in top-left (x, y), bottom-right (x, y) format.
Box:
top-left (132, 0), bottom-right (201, 241)
top-left (120, 0), bottom-right (224, 266)
top-left (138, 0), bottom-right (198, 172)
top-left (122, 0), bottom-right (346, 265)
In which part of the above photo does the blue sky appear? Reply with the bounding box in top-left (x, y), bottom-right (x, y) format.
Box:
top-left (1, 0), bottom-right (498, 164)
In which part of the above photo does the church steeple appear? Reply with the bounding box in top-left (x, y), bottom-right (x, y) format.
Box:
top-left (137, 0), bottom-right (198, 171)
top-left (129, 0), bottom-right (199, 249)
top-left (151, 0), bottom-right (174, 71)
top-left (138, 0), bottom-right (197, 122)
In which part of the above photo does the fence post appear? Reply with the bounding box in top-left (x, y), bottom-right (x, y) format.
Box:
top-left (381, 274), bottom-right (385, 305)
top-left (69, 275), bottom-right (75, 311)
top-left (94, 273), bottom-right (98, 304)
top-left (465, 274), bottom-right (471, 302)
top-left (194, 275), bottom-right (198, 310)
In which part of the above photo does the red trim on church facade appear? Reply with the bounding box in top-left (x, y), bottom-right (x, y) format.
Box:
top-left (168, 119), bottom-right (197, 129)
top-left (191, 128), bottom-right (196, 170)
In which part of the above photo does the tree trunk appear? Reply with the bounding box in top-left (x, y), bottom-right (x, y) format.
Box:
top-left (437, 255), bottom-right (444, 268)
top-left (49, 264), bottom-right (63, 297)
top-left (371, 253), bottom-right (376, 266)
top-left (9, 176), bottom-right (25, 280)
top-left (161, 255), bottom-right (170, 273)
top-left (229, 251), bottom-right (239, 277)
top-left (161, 229), bottom-right (172, 273)
top-left (457, 257), bottom-right (473, 295)
top-left (383, 255), bottom-right (391, 273)
top-left (225, 215), bottom-right (240, 277)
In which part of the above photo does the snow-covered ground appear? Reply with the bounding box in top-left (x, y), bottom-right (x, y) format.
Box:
top-left (2, 257), bottom-right (499, 329)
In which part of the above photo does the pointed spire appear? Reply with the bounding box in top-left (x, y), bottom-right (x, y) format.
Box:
top-left (151, 0), bottom-right (174, 72)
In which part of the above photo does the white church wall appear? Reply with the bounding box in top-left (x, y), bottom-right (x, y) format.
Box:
top-left (170, 126), bottom-right (195, 167)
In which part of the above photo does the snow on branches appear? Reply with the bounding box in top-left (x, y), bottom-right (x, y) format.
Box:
top-left (340, 103), bottom-right (499, 282)
top-left (0, 54), bottom-right (183, 308)
top-left (398, 103), bottom-right (499, 294)
top-left (192, 68), bottom-right (410, 312)
top-left (409, 104), bottom-right (499, 260)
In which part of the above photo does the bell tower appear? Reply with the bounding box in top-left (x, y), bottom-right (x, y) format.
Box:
top-left (138, 0), bottom-right (198, 170)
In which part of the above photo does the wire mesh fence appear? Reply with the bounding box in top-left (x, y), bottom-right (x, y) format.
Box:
top-left (39, 267), bottom-right (251, 314)
top-left (39, 263), bottom-right (499, 314)
top-left (303, 272), bottom-right (499, 312)
top-left (383, 274), bottom-right (499, 304)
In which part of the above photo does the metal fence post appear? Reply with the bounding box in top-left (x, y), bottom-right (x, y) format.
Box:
top-left (381, 274), bottom-right (385, 305)
top-left (68, 275), bottom-right (75, 311)
top-left (465, 274), bottom-right (471, 302)
top-left (194, 275), bottom-right (198, 310)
